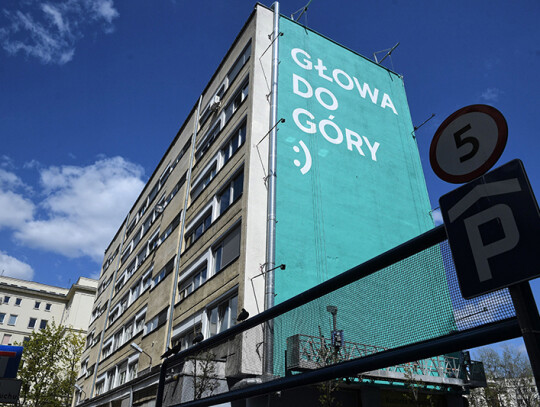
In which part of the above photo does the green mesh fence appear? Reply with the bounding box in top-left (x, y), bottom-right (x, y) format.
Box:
top-left (162, 238), bottom-right (516, 406)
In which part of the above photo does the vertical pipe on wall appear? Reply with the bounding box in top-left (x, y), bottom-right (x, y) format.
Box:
top-left (89, 213), bottom-right (131, 398)
top-left (263, 1), bottom-right (280, 377)
top-left (164, 95), bottom-right (203, 349)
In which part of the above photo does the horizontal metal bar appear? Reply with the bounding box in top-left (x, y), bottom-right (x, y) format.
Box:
top-left (164, 225), bottom-right (447, 365)
top-left (170, 317), bottom-right (520, 407)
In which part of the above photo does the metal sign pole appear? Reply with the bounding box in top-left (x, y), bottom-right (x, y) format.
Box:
top-left (508, 281), bottom-right (540, 389)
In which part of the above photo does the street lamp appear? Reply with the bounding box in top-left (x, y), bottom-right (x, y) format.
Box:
top-left (130, 342), bottom-right (153, 367)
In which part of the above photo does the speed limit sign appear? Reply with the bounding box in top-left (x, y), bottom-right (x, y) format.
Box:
top-left (430, 105), bottom-right (508, 184)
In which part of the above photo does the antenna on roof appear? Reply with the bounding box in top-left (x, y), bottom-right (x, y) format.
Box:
top-left (291, 0), bottom-right (313, 21)
top-left (373, 42), bottom-right (400, 65)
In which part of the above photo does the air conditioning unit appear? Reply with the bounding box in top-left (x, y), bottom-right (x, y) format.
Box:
top-left (155, 205), bottom-right (164, 214)
top-left (209, 95), bottom-right (221, 112)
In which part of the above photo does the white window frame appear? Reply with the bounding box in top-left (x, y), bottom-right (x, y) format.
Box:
top-left (204, 289), bottom-right (238, 338)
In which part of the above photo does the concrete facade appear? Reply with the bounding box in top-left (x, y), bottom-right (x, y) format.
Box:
top-left (75, 5), bottom-right (274, 406)
top-left (0, 275), bottom-right (98, 345)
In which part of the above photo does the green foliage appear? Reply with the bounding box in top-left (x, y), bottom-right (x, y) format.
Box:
top-left (15, 321), bottom-right (85, 407)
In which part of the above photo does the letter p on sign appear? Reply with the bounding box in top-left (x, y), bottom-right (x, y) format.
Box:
top-left (440, 160), bottom-right (540, 299)
top-left (464, 204), bottom-right (519, 282)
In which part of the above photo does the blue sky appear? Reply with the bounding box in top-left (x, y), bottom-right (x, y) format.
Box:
top-left (0, 1), bottom-right (538, 354)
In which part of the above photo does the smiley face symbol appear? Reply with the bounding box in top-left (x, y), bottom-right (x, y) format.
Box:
top-left (292, 140), bottom-right (312, 175)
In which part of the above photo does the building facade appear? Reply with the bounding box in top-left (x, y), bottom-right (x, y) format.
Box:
top-left (0, 276), bottom-right (98, 345)
top-left (75, 4), bottom-right (473, 407)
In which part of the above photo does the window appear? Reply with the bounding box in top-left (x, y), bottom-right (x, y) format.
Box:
top-left (3, 296), bottom-right (10, 304)
top-left (207, 294), bottom-right (237, 337)
top-left (131, 281), bottom-right (141, 303)
top-left (223, 81), bottom-right (249, 123)
top-left (15, 298), bottom-right (22, 306)
top-left (221, 122), bottom-right (246, 165)
top-left (178, 266), bottom-right (208, 302)
top-left (86, 331), bottom-right (94, 349)
top-left (227, 41), bottom-right (251, 86)
top-left (126, 217), bottom-right (137, 239)
top-left (124, 320), bottom-right (134, 342)
top-left (174, 140), bottom-right (191, 166)
top-left (0, 313), bottom-right (5, 324)
top-left (120, 294), bottom-right (129, 313)
top-left (34, 301), bottom-right (41, 309)
top-left (107, 369), bottom-right (116, 391)
top-left (28, 318), bottom-right (37, 329)
top-left (2, 334), bottom-right (12, 345)
top-left (80, 359), bottom-right (88, 378)
top-left (191, 163), bottom-right (217, 201)
top-left (113, 330), bottom-right (123, 351)
top-left (95, 380), bottom-right (105, 396)
top-left (121, 243), bottom-right (133, 265)
top-left (135, 314), bottom-right (146, 333)
top-left (159, 214), bottom-right (180, 245)
top-left (102, 342), bottom-right (112, 359)
top-left (196, 121), bottom-right (222, 160)
top-left (128, 361), bottom-right (138, 381)
top-left (213, 225), bottom-right (241, 274)
top-left (45, 303), bottom-right (51, 311)
top-left (39, 319), bottom-right (47, 329)
top-left (152, 268), bottom-right (166, 287)
top-left (172, 323), bottom-right (202, 351)
top-left (159, 165), bottom-right (171, 189)
top-left (185, 210), bottom-right (212, 248)
top-left (145, 308), bottom-right (168, 335)
top-left (8, 315), bottom-right (17, 326)
top-left (218, 171), bottom-right (243, 216)
top-left (118, 362), bottom-right (128, 386)
top-left (150, 257), bottom-right (173, 290)
top-left (142, 268), bottom-right (153, 292)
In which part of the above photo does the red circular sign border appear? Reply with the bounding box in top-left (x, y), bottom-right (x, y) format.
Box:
top-left (429, 104), bottom-right (508, 184)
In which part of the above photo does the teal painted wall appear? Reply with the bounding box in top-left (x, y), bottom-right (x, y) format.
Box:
top-left (273, 17), bottom-right (456, 373)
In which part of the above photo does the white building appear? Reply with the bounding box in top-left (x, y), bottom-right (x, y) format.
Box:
top-left (0, 275), bottom-right (98, 345)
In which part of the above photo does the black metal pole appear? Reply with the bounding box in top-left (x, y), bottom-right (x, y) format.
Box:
top-left (169, 318), bottom-right (521, 407)
top-left (155, 226), bottom-right (447, 405)
top-left (508, 281), bottom-right (540, 389)
top-left (155, 358), bottom-right (169, 407)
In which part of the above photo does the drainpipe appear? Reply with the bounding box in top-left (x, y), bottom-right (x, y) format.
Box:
top-left (90, 213), bottom-right (131, 398)
top-left (263, 1), bottom-right (280, 377)
top-left (164, 95), bottom-right (203, 348)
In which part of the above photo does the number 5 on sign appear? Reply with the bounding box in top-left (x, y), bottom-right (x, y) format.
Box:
top-left (430, 104), bottom-right (508, 184)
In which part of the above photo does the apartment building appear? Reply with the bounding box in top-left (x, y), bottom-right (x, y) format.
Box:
top-left (0, 275), bottom-right (98, 345)
top-left (75, 3), bottom-right (472, 406)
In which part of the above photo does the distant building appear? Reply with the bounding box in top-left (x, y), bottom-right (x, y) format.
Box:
top-left (0, 275), bottom-right (98, 345)
top-left (468, 377), bottom-right (539, 406)
top-left (74, 3), bottom-right (484, 407)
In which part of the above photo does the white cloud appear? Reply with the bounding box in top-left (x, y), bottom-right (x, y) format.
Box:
top-left (0, 190), bottom-right (35, 229)
top-left (0, 168), bottom-right (25, 189)
top-left (0, 0), bottom-right (119, 64)
top-left (0, 169), bottom-right (35, 229)
top-left (14, 157), bottom-right (145, 261)
top-left (42, 4), bottom-right (68, 34)
top-left (481, 87), bottom-right (502, 102)
top-left (91, 0), bottom-right (119, 24)
top-left (0, 252), bottom-right (34, 280)
top-left (430, 207), bottom-right (443, 226)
